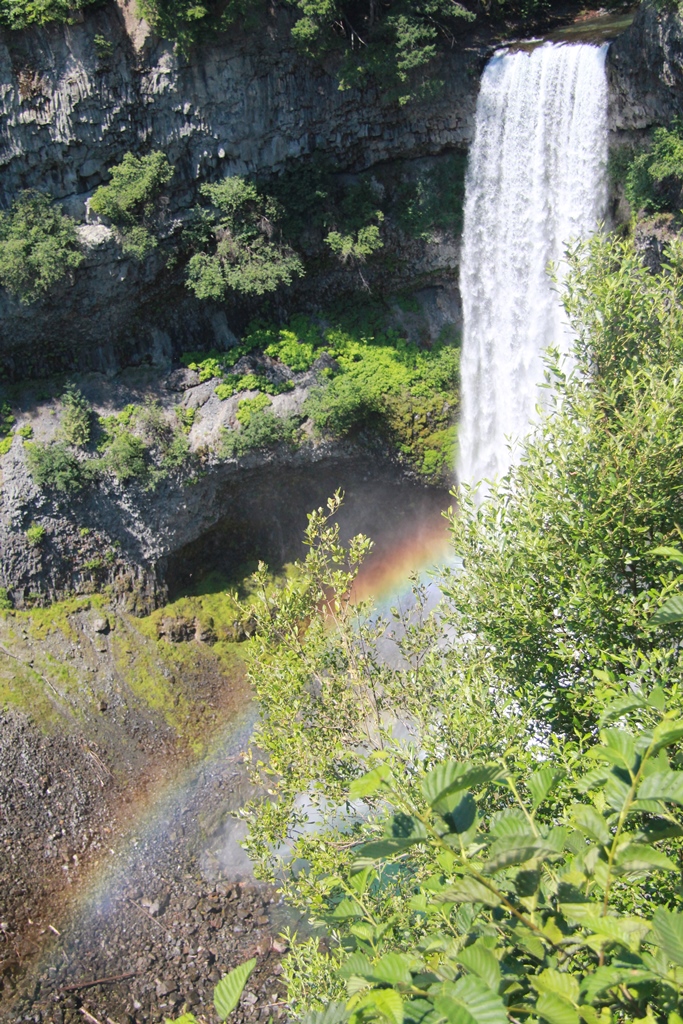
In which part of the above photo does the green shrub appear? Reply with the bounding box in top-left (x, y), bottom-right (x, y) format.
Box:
top-left (220, 409), bottom-right (299, 458)
top-left (25, 524), bottom-right (45, 546)
top-left (135, 0), bottom-right (264, 51)
top-left (0, 402), bottom-right (14, 438)
top-left (186, 175), bottom-right (304, 300)
top-left (175, 406), bottom-right (196, 433)
top-left (0, 192), bottom-right (84, 303)
top-left (93, 33), bottom-right (114, 61)
top-left (102, 430), bottom-right (147, 483)
top-left (0, 435), bottom-right (13, 456)
top-left (0, 587), bottom-right (12, 610)
top-left (90, 152), bottom-right (173, 259)
top-left (59, 384), bottom-right (91, 447)
top-left (264, 327), bottom-right (317, 372)
top-left (235, 392), bottom-right (271, 426)
top-left (160, 431), bottom-right (190, 471)
top-left (625, 122), bottom-right (683, 214)
top-left (0, 0), bottom-right (99, 29)
top-left (395, 152), bottom-right (468, 239)
top-left (214, 378), bottom-right (245, 400)
top-left (25, 441), bottom-right (86, 493)
top-left (17, 424), bottom-right (33, 439)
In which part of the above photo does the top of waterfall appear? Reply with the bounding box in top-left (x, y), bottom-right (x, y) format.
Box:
top-left (498, 5), bottom-right (636, 53)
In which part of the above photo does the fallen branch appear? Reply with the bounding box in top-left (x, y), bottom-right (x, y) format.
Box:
top-left (63, 970), bottom-right (135, 992)
top-left (80, 1010), bottom-right (105, 1024)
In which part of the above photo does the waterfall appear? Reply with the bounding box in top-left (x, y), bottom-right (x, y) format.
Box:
top-left (456, 42), bottom-right (609, 494)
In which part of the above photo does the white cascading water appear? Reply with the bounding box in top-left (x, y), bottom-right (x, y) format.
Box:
top-left (457, 42), bottom-right (609, 494)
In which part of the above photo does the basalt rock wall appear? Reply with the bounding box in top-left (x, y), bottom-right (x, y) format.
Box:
top-left (0, 1), bottom-right (680, 377)
top-left (0, 0), bottom-right (481, 376)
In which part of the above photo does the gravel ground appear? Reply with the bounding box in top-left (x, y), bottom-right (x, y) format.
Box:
top-left (0, 704), bottom-right (297, 1024)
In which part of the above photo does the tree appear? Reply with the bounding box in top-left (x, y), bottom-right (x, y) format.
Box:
top-left (90, 152), bottom-right (174, 259)
top-left (59, 384), bottom-right (92, 447)
top-left (0, 192), bottom-right (84, 304)
top-left (186, 175), bottom-right (304, 299)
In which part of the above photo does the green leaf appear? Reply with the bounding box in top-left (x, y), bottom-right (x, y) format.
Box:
top-left (580, 966), bottom-right (634, 1002)
top-left (637, 770), bottom-right (683, 804)
top-left (651, 908), bottom-right (683, 965)
top-left (372, 953), bottom-right (414, 987)
top-left (560, 905), bottom-right (651, 948)
top-left (350, 764), bottom-right (392, 800)
top-left (652, 719), bottom-right (683, 752)
top-left (214, 957), bottom-right (257, 1021)
top-left (484, 835), bottom-right (559, 874)
top-left (435, 792), bottom-right (477, 835)
top-left (456, 943), bottom-right (501, 991)
top-left (599, 695), bottom-right (648, 726)
top-left (489, 807), bottom-right (528, 838)
top-left (535, 991), bottom-right (580, 1024)
top-left (355, 988), bottom-right (404, 1024)
top-left (339, 954), bottom-right (373, 980)
top-left (434, 977), bottom-right (507, 1024)
top-left (515, 927), bottom-right (546, 960)
top-left (600, 728), bottom-right (636, 768)
top-left (422, 762), bottom-right (502, 807)
top-left (604, 770), bottom-right (631, 811)
top-left (403, 999), bottom-right (442, 1024)
top-left (650, 545), bottom-right (683, 564)
top-left (330, 898), bottom-right (364, 920)
top-left (301, 1003), bottom-right (350, 1024)
top-left (528, 766), bottom-right (563, 810)
top-left (440, 877), bottom-right (501, 907)
top-left (355, 837), bottom-right (423, 861)
top-left (651, 594), bottom-right (683, 624)
top-left (614, 842), bottom-right (677, 874)
top-left (533, 969), bottom-right (580, 1003)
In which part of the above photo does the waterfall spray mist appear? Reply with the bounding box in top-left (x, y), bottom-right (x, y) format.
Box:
top-left (457, 42), bottom-right (609, 494)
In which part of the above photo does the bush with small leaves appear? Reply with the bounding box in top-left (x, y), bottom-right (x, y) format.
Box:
top-left (102, 430), bottom-right (147, 483)
top-left (25, 524), bottom-right (45, 546)
top-left (186, 175), bottom-right (304, 300)
top-left (625, 121), bottom-right (683, 215)
top-left (90, 152), bottom-right (173, 259)
top-left (0, 0), bottom-right (100, 29)
top-left (0, 192), bottom-right (84, 303)
top-left (59, 384), bottom-right (92, 447)
top-left (25, 441), bottom-right (87, 493)
top-left (0, 587), bottom-right (12, 610)
top-left (220, 406), bottom-right (299, 458)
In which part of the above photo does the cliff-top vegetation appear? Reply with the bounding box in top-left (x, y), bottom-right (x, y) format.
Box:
top-left (0, 0), bottom-right (551, 104)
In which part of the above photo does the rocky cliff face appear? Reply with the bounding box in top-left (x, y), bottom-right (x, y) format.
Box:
top-left (0, 0), bottom-right (480, 375)
top-left (607, 1), bottom-right (683, 133)
top-left (1, 1), bottom-right (678, 376)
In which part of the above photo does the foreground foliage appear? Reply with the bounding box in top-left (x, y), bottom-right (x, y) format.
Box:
top-left (229, 231), bottom-right (683, 1024)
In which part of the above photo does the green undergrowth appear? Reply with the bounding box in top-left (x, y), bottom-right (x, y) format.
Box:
top-left (183, 304), bottom-right (460, 481)
top-left (0, 595), bottom-right (105, 728)
top-left (20, 390), bottom-right (200, 496)
top-left (0, 590), bottom-right (250, 749)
